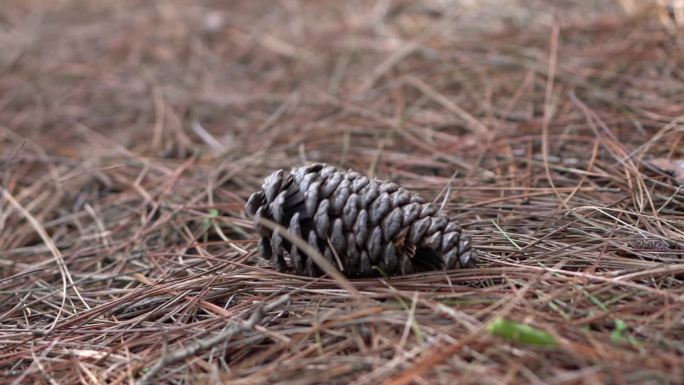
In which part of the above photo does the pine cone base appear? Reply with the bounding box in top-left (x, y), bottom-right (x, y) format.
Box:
top-left (245, 164), bottom-right (478, 277)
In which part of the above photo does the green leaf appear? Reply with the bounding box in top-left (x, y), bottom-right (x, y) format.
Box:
top-left (202, 209), bottom-right (221, 233)
top-left (487, 318), bottom-right (558, 347)
top-left (610, 319), bottom-right (627, 344)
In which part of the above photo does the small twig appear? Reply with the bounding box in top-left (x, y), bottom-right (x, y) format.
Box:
top-left (136, 294), bottom-right (290, 385)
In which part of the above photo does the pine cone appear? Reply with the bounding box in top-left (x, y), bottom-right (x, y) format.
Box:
top-left (245, 164), bottom-right (478, 277)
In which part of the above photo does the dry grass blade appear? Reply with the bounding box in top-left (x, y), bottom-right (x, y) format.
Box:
top-left (1, 188), bottom-right (90, 330)
top-left (0, 1), bottom-right (683, 384)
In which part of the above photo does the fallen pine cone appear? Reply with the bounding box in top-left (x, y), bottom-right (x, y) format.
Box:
top-left (245, 164), bottom-right (478, 277)
top-left (624, 238), bottom-right (682, 260)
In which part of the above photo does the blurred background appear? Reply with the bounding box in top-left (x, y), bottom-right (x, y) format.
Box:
top-left (1, 0), bottom-right (682, 165)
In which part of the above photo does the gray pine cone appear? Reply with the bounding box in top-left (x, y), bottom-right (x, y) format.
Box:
top-left (245, 164), bottom-right (478, 277)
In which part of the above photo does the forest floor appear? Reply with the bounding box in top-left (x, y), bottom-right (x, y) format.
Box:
top-left (1, 1), bottom-right (683, 384)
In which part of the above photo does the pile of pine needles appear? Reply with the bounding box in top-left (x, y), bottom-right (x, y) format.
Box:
top-left (1, 1), bottom-right (683, 384)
